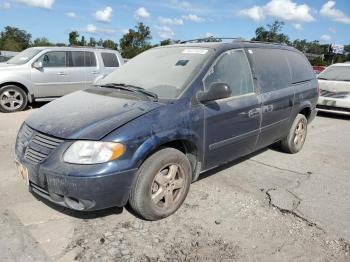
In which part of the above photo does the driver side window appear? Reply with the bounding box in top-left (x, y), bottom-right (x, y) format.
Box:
top-left (204, 49), bottom-right (254, 97)
top-left (37, 51), bottom-right (66, 68)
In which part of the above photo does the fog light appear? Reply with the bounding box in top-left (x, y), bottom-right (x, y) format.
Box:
top-left (64, 196), bottom-right (86, 211)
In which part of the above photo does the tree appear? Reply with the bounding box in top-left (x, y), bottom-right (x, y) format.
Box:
top-left (0, 26), bottom-right (31, 51)
top-left (79, 36), bottom-right (86, 46)
top-left (33, 37), bottom-right (52, 47)
top-left (88, 37), bottom-right (96, 47)
top-left (252, 21), bottom-right (290, 44)
top-left (69, 31), bottom-right (79, 46)
top-left (102, 39), bottom-right (117, 50)
top-left (119, 23), bottom-right (152, 58)
top-left (160, 39), bottom-right (172, 46)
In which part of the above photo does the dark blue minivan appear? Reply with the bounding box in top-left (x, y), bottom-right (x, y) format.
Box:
top-left (15, 41), bottom-right (318, 220)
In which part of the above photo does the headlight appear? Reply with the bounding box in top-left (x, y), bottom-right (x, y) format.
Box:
top-left (63, 141), bottom-right (125, 164)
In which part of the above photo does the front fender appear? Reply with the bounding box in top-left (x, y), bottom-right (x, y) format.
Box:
top-left (131, 128), bottom-right (202, 168)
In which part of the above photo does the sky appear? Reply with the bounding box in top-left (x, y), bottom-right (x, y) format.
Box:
top-left (0, 0), bottom-right (350, 45)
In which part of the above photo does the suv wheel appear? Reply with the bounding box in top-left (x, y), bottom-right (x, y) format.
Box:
top-left (281, 114), bottom-right (308, 154)
top-left (129, 148), bottom-right (192, 220)
top-left (0, 85), bottom-right (28, 113)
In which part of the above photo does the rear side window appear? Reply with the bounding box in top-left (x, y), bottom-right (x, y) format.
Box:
top-left (101, 53), bottom-right (119, 67)
top-left (285, 51), bottom-right (314, 83)
top-left (249, 48), bottom-right (290, 93)
top-left (204, 49), bottom-right (254, 97)
top-left (69, 51), bottom-right (97, 67)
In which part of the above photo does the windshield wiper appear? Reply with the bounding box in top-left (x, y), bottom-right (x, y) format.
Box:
top-left (101, 83), bottom-right (158, 102)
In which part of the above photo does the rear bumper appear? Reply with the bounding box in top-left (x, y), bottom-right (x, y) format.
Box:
top-left (317, 96), bottom-right (350, 115)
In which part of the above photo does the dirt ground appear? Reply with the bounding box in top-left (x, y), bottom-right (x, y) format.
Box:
top-left (0, 108), bottom-right (349, 262)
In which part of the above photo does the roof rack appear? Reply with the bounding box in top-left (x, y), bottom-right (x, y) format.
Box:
top-left (180, 37), bottom-right (245, 44)
top-left (180, 37), bottom-right (289, 46)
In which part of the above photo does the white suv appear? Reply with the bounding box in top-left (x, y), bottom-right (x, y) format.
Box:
top-left (0, 47), bottom-right (123, 112)
top-left (317, 63), bottom-right (350, 115)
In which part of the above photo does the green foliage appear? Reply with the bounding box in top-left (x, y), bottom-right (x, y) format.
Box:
top-left (69, 31), bottom-right (79, 46)
top-left (251, 21), bottom-right (290, 44)
top-left (160, 39), bottom-right (172, 46)
top-left (33, 37), bottom-right (53, 47)
top-left (120, 23), bottom-right (152, 59)
top-left (0, 26), bottom-right (31, 51)
top-left (102, 39), bottom-right (118, 50)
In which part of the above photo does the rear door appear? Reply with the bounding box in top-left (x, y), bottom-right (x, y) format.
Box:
top-left (202, 49), bottom-right (261, 170)
top-left (31, 51), bottom-right (69, 97)
top-left (248, 48), bottom-right (294, 149)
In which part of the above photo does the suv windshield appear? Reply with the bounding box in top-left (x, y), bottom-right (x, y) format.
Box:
top-left (101, 46), bottom-right (213, 99)
top-left (318, 66), bottom-right (350, 82)
top-left (7, 48), bottom-right (41, 65)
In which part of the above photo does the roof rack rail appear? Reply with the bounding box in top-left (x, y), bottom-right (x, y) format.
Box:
top-left (243, 40), bottom-right (289, 46)
top-left (180, 37), bottom-right (245, 44)
top-left (68, 45), bottom-right (114, 50)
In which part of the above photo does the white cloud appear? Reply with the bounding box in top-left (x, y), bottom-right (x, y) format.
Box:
top-left (134, 7), bottom-right (150, 19)
top-left (66, 12), bottom-right (77, 18)
top-left (0, 2), bottom-right (11, 9)
top-left (159, 17), bottom-right (183, 25)
top-left (239, 6), bottom-right (265, 22)
top-left (84, 24), bottom-right (116, 35)
top-left (320, 1), bottom-right (350, 24)
top-left (292, 23), bottom-right (303, 30)
top-left (320, 34), bottom-right (331, 42)
top-left (95, 6), bottom-right (112, 22)
top-left (17, 0), bottom-right (54, 9)
top-left (239, 0), bottom-right (314, 23)
top-left (182, 14), bottom-right (204, 23)
top-left (155, 25), bottom-right (175, 39)
top-left (121, 29), bottom-right (129, 34)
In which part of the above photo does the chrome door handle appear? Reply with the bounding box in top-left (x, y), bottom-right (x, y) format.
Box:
top-left (58, 72), bottom-right (67, 76)
top-left (91, 71), bottom-right (99, 74)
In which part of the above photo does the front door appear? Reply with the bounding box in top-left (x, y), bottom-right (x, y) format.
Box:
top-left (31, 51), bottom-right (69, 98)
top-left (202, 49), bottom-right (261, 170)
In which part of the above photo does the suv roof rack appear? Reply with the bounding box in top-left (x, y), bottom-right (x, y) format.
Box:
top-left (68, 45), bottom-right (115, 50)
top-left (180, 37), bottom-right (245, 44)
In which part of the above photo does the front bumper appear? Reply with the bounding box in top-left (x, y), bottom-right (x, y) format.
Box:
top-left (26, 167), bottom-right (138, 211)
top-left (317, 96), bottom-right (350, 115)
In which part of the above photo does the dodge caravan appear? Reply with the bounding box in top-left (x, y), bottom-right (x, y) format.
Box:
top-left (14, 41), bottom-right (318, 220)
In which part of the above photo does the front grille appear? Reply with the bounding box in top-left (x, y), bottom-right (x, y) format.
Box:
top-left (320, 89), bottom-right (350, 99)
top-left (16, 124), bottom-right (64, 164)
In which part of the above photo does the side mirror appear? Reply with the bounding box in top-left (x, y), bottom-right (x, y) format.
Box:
top-left (197, 82), bottom-right (231, 103)
top-left (32, 61), bottom-right (43, 69)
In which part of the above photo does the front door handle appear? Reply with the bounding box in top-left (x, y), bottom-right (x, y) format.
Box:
top-left (57, 72), bottom-right (67, 76)
top-left (91, 71), bottom-right (100, 75)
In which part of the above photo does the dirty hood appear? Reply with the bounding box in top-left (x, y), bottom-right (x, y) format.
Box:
top-left (25, 89), bottom-right (162, 140)
top-left (318, 79), bottom-right (350, 93)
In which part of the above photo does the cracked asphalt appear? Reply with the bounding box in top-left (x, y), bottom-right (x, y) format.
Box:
top-left (0, 108), bottom-right (349, 261)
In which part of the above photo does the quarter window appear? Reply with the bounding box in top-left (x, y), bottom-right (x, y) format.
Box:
top-left (38, 52), bottom-right (66, 67)
top-left (285, 51), bottom-right (314, 83)
top-left (101, 53), bottom-right (119, 67)
top-left (204, 49), bottom-right (254, 97)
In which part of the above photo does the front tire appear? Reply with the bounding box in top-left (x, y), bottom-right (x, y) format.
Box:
top-left (281, 114), bottom-right (308, 154)
top-left (0, 85), bottom-right (28, 113)
top-left (129, 148), bottom-right (192, 220)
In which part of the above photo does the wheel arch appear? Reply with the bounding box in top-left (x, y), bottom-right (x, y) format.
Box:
top-left (0, 82), bottom-right (33, 103)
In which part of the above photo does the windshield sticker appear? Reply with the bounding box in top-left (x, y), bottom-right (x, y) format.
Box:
top-left (183, 49), bottom-right (208, 55)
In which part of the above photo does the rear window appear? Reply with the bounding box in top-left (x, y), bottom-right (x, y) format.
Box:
top-left (69, 51), bottom-right (96, 67)
top-left (249, 48), bottom-right (290, 93)
top-left (285, 51), bottom-right (314, 83)
top-left (101, 53), bottom-right (119, 67)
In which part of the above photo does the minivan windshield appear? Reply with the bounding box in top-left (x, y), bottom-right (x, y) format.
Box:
top-left (318, 66), bottom-right (350, 82)
top-left (100, 46), bottom-right (213, 99)
top-left (7, 48), bottom-right (41, 65)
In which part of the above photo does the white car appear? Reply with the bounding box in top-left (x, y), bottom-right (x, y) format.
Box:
top-left (317, 63), bottom-right (350, 115)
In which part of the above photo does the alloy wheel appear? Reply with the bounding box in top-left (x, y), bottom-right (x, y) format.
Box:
top-left (0, 89), bottom-right (24, 111)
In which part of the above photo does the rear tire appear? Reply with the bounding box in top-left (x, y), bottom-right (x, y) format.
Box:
top-left (129, 148), bottom-right (192, 220)
top-left (0, 85), bottom-right (28, 113)
top-left (281, 114), bottom-right (308, 154)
